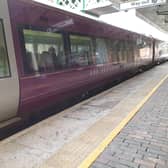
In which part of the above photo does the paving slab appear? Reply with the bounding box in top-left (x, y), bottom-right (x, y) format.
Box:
top-left (91, 66), bottom-right (168, 168)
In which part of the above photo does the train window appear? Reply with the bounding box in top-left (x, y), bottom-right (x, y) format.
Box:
top-left (126, 41), bottom-right (134, 63)
top-left (137, 37), bottom-right (152, 59)
top-left (159, 42), bottom-right (168, 56)
top-left (108, 40), bottom-right (119, 63)
top-left (118, 40), bottom-right (129, 63)
top-left (23, 29), bottom-right (65, 74)
top-left (116, 41), bottom-right (123, 63)
top-left (0, 20), bottom-right (10, 78)
top-left (123, 41), bottom-right (128, 61)
top-left (105, 39), bottom-right (113, 63)
top-left (95, 38), bottom-right (108, 64)
top-left (70, 35), bottom-right (93, 67)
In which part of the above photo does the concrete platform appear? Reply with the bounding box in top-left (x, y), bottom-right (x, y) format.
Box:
top-left (91, 68), bottom-right (168, 168)
top-left (0, 63), bottom-right (168, 168)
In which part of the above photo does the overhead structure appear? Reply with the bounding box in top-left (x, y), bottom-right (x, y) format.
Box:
top-left (32, 0), bottom-right (114, 11)
top-left (32, 0), bottom-right (168, 33)
top-left (120, 0), bottom-right (166, 11)
top-left (83, 1), bottom-right (120, 16)
top-left (137, 3), bottom-right (168, 32)
top-left (84, 0), bottom-right (168, 33)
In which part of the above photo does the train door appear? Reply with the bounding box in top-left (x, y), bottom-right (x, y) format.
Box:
top-left (0, 0), bottom-right (19, 122)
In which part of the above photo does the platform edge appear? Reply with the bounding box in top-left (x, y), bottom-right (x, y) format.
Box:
top-left (78, 74), bottom-right (168, 168)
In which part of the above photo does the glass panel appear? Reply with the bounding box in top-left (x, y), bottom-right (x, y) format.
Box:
top-left (116, 40), bottom-right (123, 63)
top-left (158, 42), bottom-right (168, 57)
top-left (95, 38), bottom-right (108, 64)
top-left (112, 40), bottom-right (120, 63)
top-left (23, 29), bottom-right (65, 74)
top-left (70, 35), bottom-right (93, 67)
top-left (126, 40), bottom-right (134, 63)
top-left (106, 39), bottom-right (119, 63)
top-left (0, 20), bottom-right (10, 78)
top-left (136, 37), bottom-right (152, 60)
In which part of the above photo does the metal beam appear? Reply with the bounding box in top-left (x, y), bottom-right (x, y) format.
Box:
top-left (156, 4), bottom-right (168, 15)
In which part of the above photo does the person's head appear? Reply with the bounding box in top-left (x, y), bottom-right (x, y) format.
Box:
top-left (48, 47), bottom-right (56, 54)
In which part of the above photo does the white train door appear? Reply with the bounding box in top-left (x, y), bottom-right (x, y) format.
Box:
top-left (0, 0), bottom-right (19, 122)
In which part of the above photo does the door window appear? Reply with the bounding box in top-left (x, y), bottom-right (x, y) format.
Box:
top-left (0, 19), bottom-right (10, 78)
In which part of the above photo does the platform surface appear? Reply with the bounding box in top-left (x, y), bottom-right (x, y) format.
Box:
top-left (0, 63), bottom-right (168, 168)
top-left (91, 70), bottom-right (168, 168)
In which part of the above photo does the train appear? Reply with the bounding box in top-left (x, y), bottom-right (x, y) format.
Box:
top-left (0, 0), bottom-right (168, 135)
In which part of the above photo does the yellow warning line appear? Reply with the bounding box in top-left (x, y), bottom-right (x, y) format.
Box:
top-left (79, 74), bottom-right (168, 168)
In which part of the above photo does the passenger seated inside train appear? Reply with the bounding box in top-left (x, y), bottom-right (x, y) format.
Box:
top-left (48, 46), bottom-right (62, 70)
top-left (38, 47), bottom-right (64, 73)
top-left (24, 51), bottom-right (35, 74)
top-left (39, 51), bottom-right (55, 73)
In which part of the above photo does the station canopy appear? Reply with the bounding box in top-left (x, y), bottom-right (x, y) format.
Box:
top-left (84, 0), bottom-right (168, 33)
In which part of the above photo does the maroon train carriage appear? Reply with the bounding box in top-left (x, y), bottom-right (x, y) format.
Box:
top-left (0, 0), bottom-right (167, 135)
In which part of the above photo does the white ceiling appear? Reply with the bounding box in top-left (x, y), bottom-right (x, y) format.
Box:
top-left (86, 0), bottom-right (168, 33)
top-left (137, 4), bottom-right (168, 33)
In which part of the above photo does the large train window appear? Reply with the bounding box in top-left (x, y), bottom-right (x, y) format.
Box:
top-left (70, 35), bottom-right (93, 67)
top-left (118, 41), bottom-right (125, 63)
top-left (95, 38), bottom-right (108, 64)
top-left (107, 40), bottom-right (119, 63)
top-left (0, 20), bottom-right (10, 78)
top-left (136, 37), bottom-right (152, 59)
top-left (23, 29), bottom-right (65, 74)
top-left (126, 40), bottom-right (134, 63)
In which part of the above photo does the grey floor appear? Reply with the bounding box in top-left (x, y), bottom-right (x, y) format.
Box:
top-left (91, 77), bottom-right (168, 168)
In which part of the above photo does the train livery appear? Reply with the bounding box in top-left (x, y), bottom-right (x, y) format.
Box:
top-left (0, 0), bottom-right (167, 132)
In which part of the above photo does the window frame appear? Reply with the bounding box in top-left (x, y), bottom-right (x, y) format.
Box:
top-left (0, 18), bottom-right (11, 78)
top-left (20, 25), bottom-right (66, 76)
top-left (69, 33), bottom-right (94, 67)
top-left (95, 37), bottom-right (109, 64)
